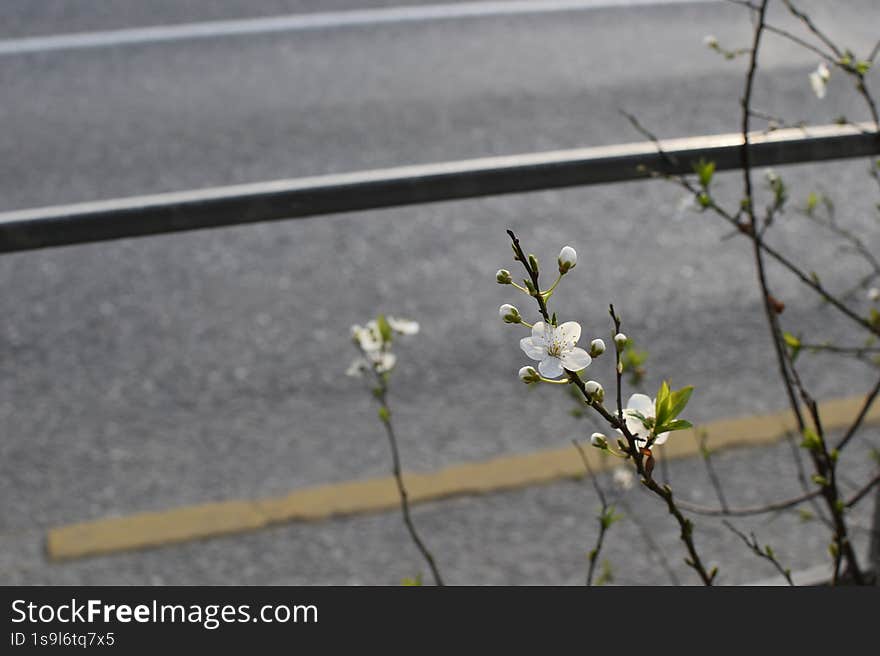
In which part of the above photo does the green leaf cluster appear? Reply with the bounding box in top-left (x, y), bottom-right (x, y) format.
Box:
top-left (653, 381), bottom-right (694, 435)
top-left (693, 158), bottom-right (716, 189)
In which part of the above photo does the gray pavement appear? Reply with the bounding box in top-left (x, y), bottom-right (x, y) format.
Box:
top-left (1, 0), bottom-right (879, 584)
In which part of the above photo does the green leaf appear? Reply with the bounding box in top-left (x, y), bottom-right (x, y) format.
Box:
top-left (600, 507), bottom-right (622, 530)
top-left (800, 427), bottom-right (822, 452)
top-left (378, 406), bottom-right (391, 423)
top-left (667, 385), bottom-right (694, 420)
top-left (376, 314), bottom-right (393, 343)
top-left (782, 331), bottom-right (802, 362)
top-left (654, 380), bottom-right (672, 428)
top-left (659, 419), bottom-right (693, 433)
top-left (693, 158), bottom-right (716, 188)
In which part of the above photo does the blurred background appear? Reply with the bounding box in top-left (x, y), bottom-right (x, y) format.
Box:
top-left (1, 0), bottom-right (878, 585)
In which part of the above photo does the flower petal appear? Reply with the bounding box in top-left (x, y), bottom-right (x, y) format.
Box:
top-left (559, 347), bottom-right (591, 372)
top-left (531, 321), bottom-right (548, 346)
top-left (520, 336), bottom-right (546, 361)
top-left (388, 316), bottom-right (419, 335)
top-left (627, 393), bottom-right (655, 417)
top-left (538, 356), bottom-right (564, 379)
top-left (374, 352), bottom-right (397, 373)
top-left (555, 321), bottom-right (581, 346)
top-left (625, 412), bottom-right (648, 438)
top-left (653, 431), bottom-right (670, 446)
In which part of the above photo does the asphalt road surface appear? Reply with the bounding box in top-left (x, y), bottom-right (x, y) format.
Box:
top-left (1, 0), bottom-right (878, 584)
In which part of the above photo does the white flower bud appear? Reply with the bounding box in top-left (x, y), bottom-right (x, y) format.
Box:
top-left (589, 338), bottom-right (606, 357)
top-left (868, 287), bottom-right (880, 302)
top-left (558, 246), bottom-right (577, 274)
top-left (499, 304), bottom-right (521, 323)
top-left (590, 432), bottom-right (608, 449)
top-left (703, 35), bottom-right (719, 49)
top-left (614, 333), bottom-right (628, 349)
top-left (518, 366), bottom-right (540, 384)
top-left (496, 269), bottom-right (512, 284)
top-left (584, 380), bottom-right (605, 403)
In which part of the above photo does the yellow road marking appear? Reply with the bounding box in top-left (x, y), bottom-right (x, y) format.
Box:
top-left (46, 395), bottom-right (879, 560)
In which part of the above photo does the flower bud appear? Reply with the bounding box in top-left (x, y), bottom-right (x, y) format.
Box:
top-left (589, 338), bottom-right (606, 357)
top-left (499, 304), bottom-right (521, 324)
top-left (527, 253), bottom-right (539, 274)
top-left (590, 433), bottom-right (608, 449)
top-left (496, 269), bottom-right (512, 285)
top-left (518, 366), bottom-right (540, 384)
top-left (557, 246), bottom-right (577, 274)
top-left (613, 333), bottom-right (628, 350)
top-left (868, 287), bottom-right (880, 302)
top-left (584, 380), bottom-right (605, 403)
top-left (703, 35), bottom-right (719, 49)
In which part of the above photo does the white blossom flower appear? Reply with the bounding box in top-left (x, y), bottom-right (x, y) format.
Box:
top-left (613, 467), bottom-right (635, 491)
top-left (809, 61), bottom-right (830, 99)
top-left (346, 351), bottom-right (397, 377)
top-left (868, 287), bottom-right (880, 302)
top-left (558, 246), bottom-right (577, 274)
top-left (351, 322), bottom-right (382, 352)
top-left (520, 321), bottom-right (591, 379)
top-left (387, 316), bottom-right (419, 336)
top-left (346, 358), bottom-right (369, 378)
top-left (624, 393), bottom-right (670, 449)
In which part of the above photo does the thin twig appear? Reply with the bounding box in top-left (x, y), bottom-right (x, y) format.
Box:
top-left (724, 521), bottom-right (795, 585)
top-left (697, 431), bottom-right (729, 512)
top-left (676, 488), bottom-right (821, 517)
top-left (363, 353), bottom-right (445, 586)
top-left (572, 440), bottom-right (615, 586)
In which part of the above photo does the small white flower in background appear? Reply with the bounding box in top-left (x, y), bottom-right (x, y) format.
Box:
top-left (591, 432), bottom-right (608, 449)
top-left (558, 245), bottom-right (577, 274)
top-left (703, 35), bottom-right (719, 49)
top-left (612, 467), bottom-right (635, 491)
top-left (348, 315), bottom-right (415, 377)
top-left (613, 333), bottom-right (628, 350)
top-left (351, 322), bottom-right (382, 352)
top-left (346, 351), bottom-right (397, 378)
top-left (499, 304), bottom-right (521, 323)
top-left (518, 366), bottom-right (540, 384)
top-left (624, 393), bottom-right (670, 449)
top-left (589, 338), bottom-right (606, 357)
top-left (387, 316), bottom-right (419, 336)
top-left (868, 287), bottom-right (880, 302)
top-left (765, 168), bottom-right (779, 185)
top-left (809, 61), bottom-right (830, 99)
top-left (520, 321), bottom-right (591, 379)
top-left (346, 358), bottom-right (369, 378)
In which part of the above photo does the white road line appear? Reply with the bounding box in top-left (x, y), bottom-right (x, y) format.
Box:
top-left (0, 0), bottom-right (720, 56)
